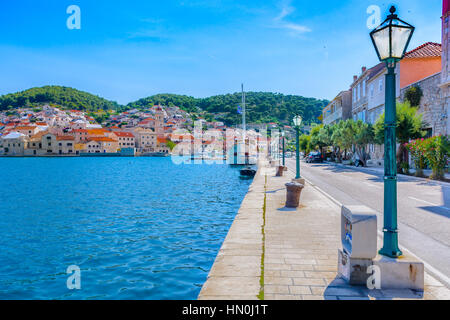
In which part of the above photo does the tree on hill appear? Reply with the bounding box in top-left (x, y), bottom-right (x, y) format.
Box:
top-left (0, 86), bottom-right (121, 112)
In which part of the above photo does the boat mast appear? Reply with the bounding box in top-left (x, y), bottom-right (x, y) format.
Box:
top-left (242, 83), bottom-right (246, 141)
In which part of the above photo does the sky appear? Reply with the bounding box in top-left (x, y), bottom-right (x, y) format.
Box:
top-left (0, 0), bottom-right (443, 104)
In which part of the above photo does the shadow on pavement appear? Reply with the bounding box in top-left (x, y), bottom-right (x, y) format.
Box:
top-left (324, 276), bottom-right (424, 300)
top-left (419, 206), bottom-right (450, 219)
top-left (276, 207), bottom-right (297, 212)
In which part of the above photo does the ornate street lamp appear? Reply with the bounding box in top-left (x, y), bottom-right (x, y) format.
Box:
top-left (370, 6), bottom-right (414, 258)
top-left (293, 115), bottom-right (302, 179)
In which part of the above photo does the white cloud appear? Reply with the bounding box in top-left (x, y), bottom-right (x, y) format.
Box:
top-left (273, 1), bottom-right (311, 35)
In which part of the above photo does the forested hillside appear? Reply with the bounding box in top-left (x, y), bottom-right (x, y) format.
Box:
top-left (1, 87), bottom-right (328, 126)
top-left (127, 92), bottom-right (328, 125)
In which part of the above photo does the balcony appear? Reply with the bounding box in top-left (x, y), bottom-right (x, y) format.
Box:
top-left (323, 109), bottom-right (343, 125)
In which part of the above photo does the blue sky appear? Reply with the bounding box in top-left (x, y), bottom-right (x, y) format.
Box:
top-left (0, 0), bottom-right (443, 104)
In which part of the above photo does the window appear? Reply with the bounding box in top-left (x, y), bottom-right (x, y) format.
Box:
top-left (370, 84), bottom-right (374, 97)
top-left (379, 79), bottom-right (383, 92)
top-left (362, 80), bottom-right (366, 97)
top-left (357, 84), bottom-right (361, 100)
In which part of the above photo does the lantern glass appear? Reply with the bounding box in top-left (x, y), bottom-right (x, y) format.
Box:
top-left (391, 26), bottom-right (413, 59)
top-left (371, 26), bottom-right (390, 60)
top-left (293, 116), bottom-right (302, 127)
top-left (370, 6), bottom-right (414, 62)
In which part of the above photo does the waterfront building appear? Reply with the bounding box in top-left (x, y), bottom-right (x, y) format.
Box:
top-left (86, 137), bottom-right (119, 153)
top-left (0, 132), bottom-right (27, 156)
top-left (25, 131), bottom-right (47, 156)
top-left (56, 136), bottom-right (75, 155)
top-left (113, 131), bottom-right (135, 149)
top-left (322, 90), bottom-right (352, 125)
top-left (156, 137), bottom-right (170, 154)
top-left (133, 127), bottom-right (158, 153)
top-left (41, 133), bottom-right (58, 154)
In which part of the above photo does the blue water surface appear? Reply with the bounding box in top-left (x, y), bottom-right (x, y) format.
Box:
top-left (0, 157), bottom-right (252, 300)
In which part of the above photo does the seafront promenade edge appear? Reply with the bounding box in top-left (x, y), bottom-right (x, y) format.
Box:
top-left (199, 159), bottom-right (450, 300)
top-left (198, 159), bottom-right (267, 300)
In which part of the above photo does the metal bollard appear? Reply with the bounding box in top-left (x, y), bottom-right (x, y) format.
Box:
top-left (285, 182), bottom-right (304, 208)
top-left (276, 166), bottom-right (284, 177)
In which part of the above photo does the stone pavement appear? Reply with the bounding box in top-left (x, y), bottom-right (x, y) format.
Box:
top-left (199, 160), bottom-right (450, 300)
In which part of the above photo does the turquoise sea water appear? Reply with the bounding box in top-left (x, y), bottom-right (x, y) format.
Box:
top-left (0, 157), bottom-right (253, 300)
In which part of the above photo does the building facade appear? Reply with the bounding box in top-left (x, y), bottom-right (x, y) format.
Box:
top-left (440, 0), bottom-right (450, 136)
top-left (322, 90), bottom-right (352, 125)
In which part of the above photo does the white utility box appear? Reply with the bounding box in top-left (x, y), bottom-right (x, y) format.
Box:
top-left (341, 205), bottom-right (377, 259)
top-left (338, 205), bottom-right (378, 285)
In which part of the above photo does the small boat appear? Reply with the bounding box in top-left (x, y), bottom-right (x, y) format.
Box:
top-left (240, 167), bottom-right (256, 177)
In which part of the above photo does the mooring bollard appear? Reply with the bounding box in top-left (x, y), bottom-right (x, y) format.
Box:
top-left (285, 182), bottom-right (304, 208)
top-left (276, 166), bottom-right (284, 177)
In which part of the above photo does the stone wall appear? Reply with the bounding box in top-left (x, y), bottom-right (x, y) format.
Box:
top-left (400, 72), bottom-right (448, 137)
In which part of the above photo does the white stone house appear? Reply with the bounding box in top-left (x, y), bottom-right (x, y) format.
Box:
top-left (1, 132), bottom-right (27, 156)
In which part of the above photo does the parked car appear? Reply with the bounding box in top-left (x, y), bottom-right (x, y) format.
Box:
top-left (306, 152), bottom-right (323, 163)
top-left (352, 154), bottom-right (365, 167)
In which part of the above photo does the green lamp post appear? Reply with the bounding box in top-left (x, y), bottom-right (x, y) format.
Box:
top-left (370, 6), bottom-right (414, 258)
top-left (281, 130), bottom-right (286, 167)
top-left (293, 115), bottom-right (302, 179)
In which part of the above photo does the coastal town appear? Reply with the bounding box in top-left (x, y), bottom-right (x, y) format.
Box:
top-left (0, 104), bottom-right (232, 157)
top-left (2, 0), bottom-right (450, 306)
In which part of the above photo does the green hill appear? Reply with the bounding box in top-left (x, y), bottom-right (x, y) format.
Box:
top-left (0, 86), bottom-right (121, 112)
top-left (127, 92), bottom-right (328, 126)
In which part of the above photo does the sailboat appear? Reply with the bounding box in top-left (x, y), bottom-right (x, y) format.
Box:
top-left (228, 84), bottom-right (257, 169)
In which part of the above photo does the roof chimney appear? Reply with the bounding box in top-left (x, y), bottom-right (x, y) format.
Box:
top-left (362, 66), bottom-right (367, 73)
top-left (353, 75), bottom-right (358, 82)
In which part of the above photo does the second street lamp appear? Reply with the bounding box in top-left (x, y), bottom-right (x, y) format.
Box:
top-left (370, 6), bottom-right (414, 258)
top-left (293, 115), bottom-right (302, 179)
top-left (281, 131), bottom-right (285, 167)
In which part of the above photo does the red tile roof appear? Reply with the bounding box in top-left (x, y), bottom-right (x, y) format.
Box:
top-left (404, 42), bottom-right (441, 59)
top-left (56, 136), bottom-right (75, 141)
top-left (88, 137), bottom-right (117, 142)
top-left (114, 131), bottom-right (135, 138)
top-left (15, 126), bottom-right (37, 130)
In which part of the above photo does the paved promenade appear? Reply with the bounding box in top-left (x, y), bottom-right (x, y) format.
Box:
top-left (199, 160), bottom-right (450, 300)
